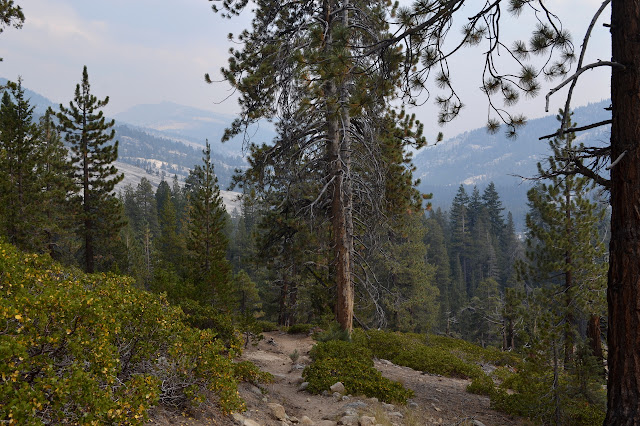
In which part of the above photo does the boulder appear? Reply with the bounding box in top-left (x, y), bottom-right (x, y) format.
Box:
top-left (268, 403), bottom-right (287, 421)
top-left (330, 382), bottom-right (346, 394)
top-left (300, 416), bottom-right (314, 425)
top-left (338, 415), bottom-right (359, 425)
top-left (359, 416), bottom-right (377, 426)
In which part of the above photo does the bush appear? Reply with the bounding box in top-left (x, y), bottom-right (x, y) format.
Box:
top-left (0, 243), bottom-right (245, 425)
top-left (302, 340), bottom-right (413, 404)
top-left (287, 323), bottom-right (314, 335)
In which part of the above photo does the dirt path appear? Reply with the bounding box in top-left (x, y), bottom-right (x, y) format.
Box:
top-left (234, 331), bottom-right (526, 426)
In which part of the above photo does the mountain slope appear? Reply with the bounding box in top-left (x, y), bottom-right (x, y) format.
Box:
top-left (414, 100), bottom-right (611, 227)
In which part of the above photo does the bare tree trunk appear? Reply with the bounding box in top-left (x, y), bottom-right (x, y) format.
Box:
top-left (324, 0), bottom-right (354, 335)
top-left (564, 182), bottom-right (574, 367)
top-left (606, 1), bottom-right (640, 423)
top-left (587, 314), bottom-right (603, 367)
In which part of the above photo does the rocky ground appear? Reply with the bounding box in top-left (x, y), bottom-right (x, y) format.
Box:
top-left (148, 331), bottom-right (527, 426)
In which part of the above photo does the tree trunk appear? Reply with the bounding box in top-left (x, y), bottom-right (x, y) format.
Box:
top-left (325, 0), bottom-right (354, 335)
top-left (564, 181), bottom-right (574, 367)
top-left (606, 1), bottom-right (640, 423)
top-left (587, 314), bottom-right (603, 366)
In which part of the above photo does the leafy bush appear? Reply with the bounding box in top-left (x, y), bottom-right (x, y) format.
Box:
top-left (0, 243), bottom-right (245, 425)
top-left (466, 373), bottom-right (496, 396)
top-left (302, 340), bottom-right (413, 404)
top-left (287, 323), bottom-right (314, 335)
top-left (233, 361), bottom-right (274, 385)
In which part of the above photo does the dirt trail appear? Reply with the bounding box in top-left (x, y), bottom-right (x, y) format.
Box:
top-left (234, 331), bottom-right (526, 426)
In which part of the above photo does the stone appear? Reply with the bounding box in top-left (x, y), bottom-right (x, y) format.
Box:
top-left (330, 382), bottom-right (346, 394)
top-left (249, 384), bottom-right (262, 395)
top-left (338, 415), bottom-right (359, 425)
top-left (381, 403), bottom-right (395, 411)
top-left (300, 416), bottom-right (315, 426)
top-left (316, 421), bottom-right (337, 426)
top-left (333, 392), bottom-right (343, 399)
top-left (342, 408), bottom-right (357, 417)
top-left (290, 416), bottom-right (299, 423)
top-left (299, 381), bottom-right (310, 391)
top-left (431, 403), bottom-right (441, 412)
top-left (388, 412), bottom-right (404, 419)
top-left (268, 403), bottom-right (287, 421)
top-left (341, 395), bottom-right (350, 401)
top-left (232, 413), bottom-right (246, 425)
top-left (344, 401), bottom-right (368, 410)
top-left (232, 413), bottom-right (262, 426)
top-left (359, 416), bottom-right (376, 426)
top-left (291, 363), bottom-right (306, 370)
top-left (368, 397), bottom-right (378, 404)
top-left (472, 421), bottom-right (487, 426)
top-left (408, 402), bottom-right (419, 409)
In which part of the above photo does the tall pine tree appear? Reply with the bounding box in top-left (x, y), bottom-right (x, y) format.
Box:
top-left (57, 66), bottom-right (124, 273)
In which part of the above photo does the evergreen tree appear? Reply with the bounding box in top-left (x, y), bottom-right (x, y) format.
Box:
top-left (37, 108), bottom-right (74, 260)
top-left (524, 112), bottom-right (607, 366)
top-left (185, 141), bottom-right (232, 309)
top-left (57, 66), bottom-right (124, 273)
top-left (0, 79), bottom-right (43, 251)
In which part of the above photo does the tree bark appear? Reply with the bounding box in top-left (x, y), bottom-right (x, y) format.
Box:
top-left (324, 0), bottom-right (354, 334)
top-left (606, 1), bottom-right (640, 423)
top-left (587, 314), bottom-right (603, 366)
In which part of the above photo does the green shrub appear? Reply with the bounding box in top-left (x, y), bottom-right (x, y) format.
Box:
top-left (0, 243), bottom-right (245, 425)
top-left (302, 340), bottom-right (413, 404)
top-left (233, 361), bottom-right (274, 385)
top-left (466, 373), bottom-right (496, 396)
top-left (255, 320), bottom-right (278, 332)
top-left (287, 323), bottom-right (314, 334)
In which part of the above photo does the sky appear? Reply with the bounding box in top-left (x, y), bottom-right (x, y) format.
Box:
top-left (0, 0), bottom-right (611, 140)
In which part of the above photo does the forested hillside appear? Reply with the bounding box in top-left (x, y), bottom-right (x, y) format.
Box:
top-left (3, 0), bottom-right (637, 424)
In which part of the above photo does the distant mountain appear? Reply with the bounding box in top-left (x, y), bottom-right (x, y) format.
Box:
top-left (0, 78), bottom-right (244, 212)
top-left (113, 101), bottom-right (276, 157)
top-left (413, 100), bottom-right (611, 229)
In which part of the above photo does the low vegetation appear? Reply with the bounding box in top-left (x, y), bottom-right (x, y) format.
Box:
top-left (0, 242), bottom-right (265, 425)
top-left (302, 340), bottom-right (413, 404)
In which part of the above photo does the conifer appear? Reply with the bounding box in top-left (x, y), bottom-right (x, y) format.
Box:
top-left (57, 66), bottom-right (124, 273)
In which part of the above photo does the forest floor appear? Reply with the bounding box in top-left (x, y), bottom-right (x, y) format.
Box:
top-left (148, 331), bottom-right (528, 426)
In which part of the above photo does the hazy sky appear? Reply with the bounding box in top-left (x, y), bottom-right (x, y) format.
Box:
top-left (0, 0), bottom-right (611, 139)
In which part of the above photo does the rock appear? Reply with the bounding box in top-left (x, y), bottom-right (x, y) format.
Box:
top-left (338, 415), bottom-right (359, 425)
top-left (249, 384), bottom-right (262, 395)
top-left (330, 382), bottom-right (346, 394)
top-left (316, 421), bottom-right (337, 426)
top-left (368, 397), bottom-right (378, 404)
top-left (232, 413), bottom-right (262, 426)
top-left (322, 390), bottom-right (330, 396)
top-left (291, 363), bottom-right (306, 370)
top-left (380, 359), bottom-right (393, 365)
top-left (408, 402), bottom-right (419, 409)
top-left (268, 403), bottom-right (287, 421)
top-left (359, 416), bottom-right (376, 426)
top-left (381, 403), bottom-right (395, 411)
top-left (300, 416), bottom-right (314, 426)
top-left (333, 392), bottom-right (343, 400)
top-left (431, 403), bottom-right (442, 412)
top-left (388, 412), bottom-right (403, 419)
top-left (289, 416), bottom-right (299, 423)
top-left (299, 381), bottom-right (310, 391)
top-left (472, 421), bottom-right (487, 426)
top-left (232, 413), bottom-right (246, 425)
top-left (344, 401), bottom-right (368, 410)
top-left (341, 395), bottom-right (350, 401)
top-left (306, 398), bottom-right (311, 402)
top-left (262, 397), bottom-right (268, 403)
top-left (342, 408), bottom-right (357, 417)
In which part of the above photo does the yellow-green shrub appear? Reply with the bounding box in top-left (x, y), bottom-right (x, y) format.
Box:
top-left (302, 340), bottom-right (413, 404)
top-left (0, 243), bottom-right (244, 425)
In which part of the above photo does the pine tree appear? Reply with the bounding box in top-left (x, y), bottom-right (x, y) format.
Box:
top-left (524, 112), bottom-right (607, 367)
top-left (185, 141), bottom-right (232, 308)
top-left (37, 108), bottom-right (74, 260)
top-left (57, 66), bottom-right (124, 273)
top-left (0, 79), bottom-right (42, 251)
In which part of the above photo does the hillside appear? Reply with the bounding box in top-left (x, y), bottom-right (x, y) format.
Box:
top-left (414, 100), bottom-right (611, 227)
